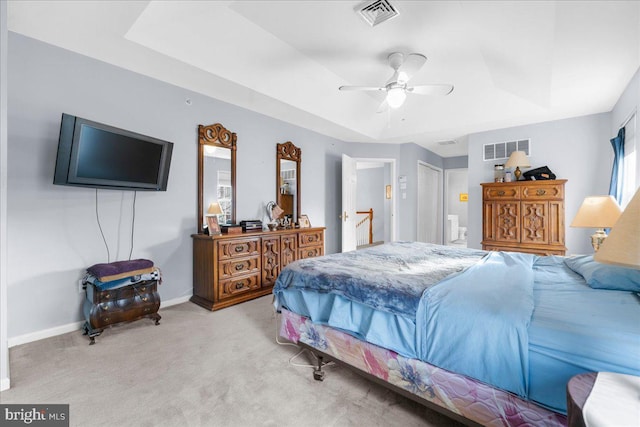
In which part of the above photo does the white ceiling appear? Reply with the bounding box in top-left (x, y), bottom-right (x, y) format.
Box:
top-left (7, 1), bottom-right (640, 157)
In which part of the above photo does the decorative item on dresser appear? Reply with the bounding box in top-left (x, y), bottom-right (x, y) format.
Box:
top-left (481, 179), bottom-right (567, 255)
top-left (192, 228), bottom-right (324, 311)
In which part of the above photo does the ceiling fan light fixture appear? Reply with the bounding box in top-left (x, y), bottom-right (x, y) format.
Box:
top-left (386, 87), bottom-right (406, 109)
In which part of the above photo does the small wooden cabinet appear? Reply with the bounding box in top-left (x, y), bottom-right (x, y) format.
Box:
top-left (481, 180), bottom-right (567, 255)
top-left (82, 280), bottom-right (161, 344)
top-left (192, 227), bottom-right (325, 310)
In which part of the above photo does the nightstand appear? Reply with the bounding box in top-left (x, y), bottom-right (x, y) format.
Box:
top-left (566, 372), bottom-right (596, 427)
top-left (567, 372), bottom-right (640, 427)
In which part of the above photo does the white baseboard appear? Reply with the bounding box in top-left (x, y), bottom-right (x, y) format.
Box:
top-left (7, 294), bottom-right (192, 348)
top-left (1, 376), bottom-right (10, 391)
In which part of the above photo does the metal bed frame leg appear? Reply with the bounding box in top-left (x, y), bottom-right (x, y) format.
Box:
top-left (313, 354), bottom-right (325, 381)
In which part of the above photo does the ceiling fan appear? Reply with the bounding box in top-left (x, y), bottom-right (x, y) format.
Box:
top-left (339, 52), bottom-right (454, 111)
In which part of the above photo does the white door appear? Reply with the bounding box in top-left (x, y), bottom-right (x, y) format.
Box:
top-left (341, 154), bottom-right (358, 252)
top-left (417, 162), bottom-right (443, 244)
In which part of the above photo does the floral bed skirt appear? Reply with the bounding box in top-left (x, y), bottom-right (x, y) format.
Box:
top-left (279, 308), bottom-right (566, 427)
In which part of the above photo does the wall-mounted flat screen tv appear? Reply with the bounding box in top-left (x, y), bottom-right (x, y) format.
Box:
top-left (54, 113), bottom-right (173, 191)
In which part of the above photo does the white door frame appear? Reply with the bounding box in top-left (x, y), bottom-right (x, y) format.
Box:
top-left (444, 168), bottom-right (468, 245)
top-left (353, 157), bottom-right (397, 242)
top-left (417, 161), bottom-right (443, 244)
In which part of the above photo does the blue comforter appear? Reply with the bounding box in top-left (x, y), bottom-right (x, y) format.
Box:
top-left (274, 242), bottom-right (486, 317)
top-left (274, 242), bottom-right (537, 398)
top-left (417, 251), bottom-right (535, 397)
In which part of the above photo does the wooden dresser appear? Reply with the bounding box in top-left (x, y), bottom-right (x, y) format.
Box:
top-left (481, 180), bottom-right (567, 255)
top-left (192, 227), bottom-right (325, 310)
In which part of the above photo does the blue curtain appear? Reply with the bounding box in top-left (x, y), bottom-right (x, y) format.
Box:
top-left (608, 127), bottom-right (625, 205)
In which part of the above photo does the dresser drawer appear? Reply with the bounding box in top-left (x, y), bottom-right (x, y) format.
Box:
top-left (521, 183), bottom-right (564, 200)
top-left (299, 230), bottom-right (324, 248)
top-left (217, 238), bottom-right (260, 260)
top-left (299, 246), bottom-right (324, 259)
top-left (89, 281), bottom-right (157, 304)
top-left (88, 288), bottom-right (160, 329)
top-left (218, 274), bottom-right (260, 300)
top-left (219, 257), bottom-right (260, 279)
top-left (483, 185), bottom-right (520, 200)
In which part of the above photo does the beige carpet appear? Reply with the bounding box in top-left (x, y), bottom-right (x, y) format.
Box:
top-left (1, 296), bottom-right (463, 427)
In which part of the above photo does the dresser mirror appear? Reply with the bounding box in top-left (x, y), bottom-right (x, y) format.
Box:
top-left (276, 141), bottom-right (301, 225)
top-left (198, 123), bottom-right (237, 234)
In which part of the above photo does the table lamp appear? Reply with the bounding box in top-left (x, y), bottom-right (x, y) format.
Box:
top-left (570, 196), bottom-right (622, 251)
top-left (505, 151), bottom-right (531, 181)
top-left (595, 188), bottom-right (640, 269)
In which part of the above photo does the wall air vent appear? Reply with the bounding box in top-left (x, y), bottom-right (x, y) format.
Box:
top-left (357, 0), bottom-right (400, 27)
top-left (483, 139), bottom-right (531, 161)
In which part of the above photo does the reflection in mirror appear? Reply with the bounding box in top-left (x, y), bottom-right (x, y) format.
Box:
top-left (203, 146), bottom-right (232, 226)
top-left (276, 141), bottom-right (301, 226)
top-left (197, 123), bottom-right (236, 234)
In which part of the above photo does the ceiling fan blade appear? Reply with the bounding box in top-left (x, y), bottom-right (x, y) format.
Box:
top-left (376, 98), bottom-right (389, 113)
top-left (339, 85), bottom-right (386, 92)
top-left (407, 84), bottom-right (454, 96)
top-left (397, 53), bottom-right (427, 83)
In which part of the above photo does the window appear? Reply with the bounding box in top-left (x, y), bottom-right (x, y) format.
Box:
top-left (622, 112), bottom-right (637, 208)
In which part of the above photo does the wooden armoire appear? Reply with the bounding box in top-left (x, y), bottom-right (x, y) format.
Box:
top-left (481, 179), bottom-right (567, 256)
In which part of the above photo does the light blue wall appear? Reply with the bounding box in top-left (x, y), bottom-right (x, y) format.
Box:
top-left (468, 113), bottom-right (612, 255)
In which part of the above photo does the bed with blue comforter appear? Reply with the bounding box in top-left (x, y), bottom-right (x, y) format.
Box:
top-left (273, 241), bottom-right (640, 418)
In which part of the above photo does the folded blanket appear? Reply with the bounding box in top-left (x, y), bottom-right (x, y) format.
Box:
top-left (84, 268), bottom-right (160, 290)
top-left (87, 259), bottom-right (154, 282)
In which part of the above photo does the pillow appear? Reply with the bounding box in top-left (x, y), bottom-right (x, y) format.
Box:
top-left (564, 255), bottom-right (640, 292)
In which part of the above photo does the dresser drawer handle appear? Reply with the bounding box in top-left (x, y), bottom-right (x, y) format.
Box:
top-left (104, 293), bottom-right (111, 299)
top-left (536, 189), bottom-right (546, 196)
top-left (497, 190), bottom-right (505, 196)
top-left (142, 297), bottom-right (148, 302)
top-left (235, 246), bottom-right (244, 252)
top-left (140, 286), bottom-right (146, 292)
top-left (235, 281), bottom-right (245, 290)
top-left (235, 264), bottom-right (244, 271)
top-left (102, 304), bottom-right (109, 310)
top-left (308, 236), bottom-right (316, 242)
top-left (308, 251), bottom-right (314, 257)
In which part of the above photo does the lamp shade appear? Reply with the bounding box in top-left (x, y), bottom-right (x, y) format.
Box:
top-left (207, 202), bottom-right (223, 215)
top-left (386, 87), bottom-right (406, 109)
top-left (505, 151), bottom-right (531, 168)
top-left (570, 196), bottom-right (622, 228)
top-left (595, 188), bottom-right (640, 269)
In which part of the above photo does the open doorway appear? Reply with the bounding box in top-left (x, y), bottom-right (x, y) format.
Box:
top-left (444, 168), bottom-right (469, 247)
top-left (342, 157), bottom-right (396, 252)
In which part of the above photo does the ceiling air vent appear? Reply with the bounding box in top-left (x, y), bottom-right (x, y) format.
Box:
top-left (358, 0), bottom-right (400, 27)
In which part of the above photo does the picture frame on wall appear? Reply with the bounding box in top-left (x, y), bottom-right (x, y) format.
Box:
top-left (298, 214), bottom-right (311, 228)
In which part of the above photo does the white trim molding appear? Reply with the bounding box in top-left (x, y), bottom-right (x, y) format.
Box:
top-left (8, 294), bottom-right (193, 348)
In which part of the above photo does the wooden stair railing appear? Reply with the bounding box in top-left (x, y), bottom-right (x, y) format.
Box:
top-left (356, 209), bottom-right (373, 247)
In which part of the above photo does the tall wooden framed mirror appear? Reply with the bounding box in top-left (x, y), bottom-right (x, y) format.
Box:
top-left (197, 123), bottom-right (236, 234)
top-left (276, 141), bottom-right (301, 225)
